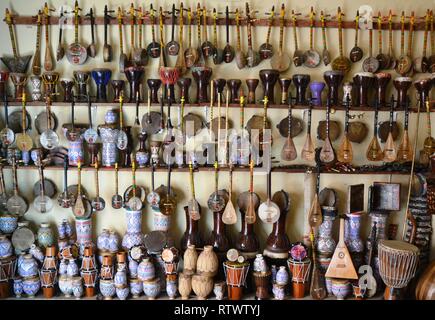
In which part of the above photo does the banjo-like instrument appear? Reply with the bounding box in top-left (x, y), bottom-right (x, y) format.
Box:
top-left (66, 1), bottom-right (87, 65)
top-left (258, 167), bottom-right (280, 224)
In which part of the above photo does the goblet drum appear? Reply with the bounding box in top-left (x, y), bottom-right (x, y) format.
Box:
top-left (353, 72), bottom-right (374, 108)
top-left (279, 78), bottom-right (292, 105)
top-left (177, 78), bottom-right (192, 103)
top-left (159, 67), bottom-right (180, 104)
top-left (10, 73), bottom-right (27, 102)
top-left (125, 66), bottom-right (145, 102)
top-left (223, 260), bottom-right (250, 300)
top-left (42, 72), bottom-right (59, 101)
top-left (60, 78), bottom-right (74, 102)
top-left (292, 74), bottom-right (311, 106)
top-left (227, 79), bottom-right (242, 103)
top-left (414, 77), bottom-right (432, 107)
top-left (147, 79), bottom-right (162, 104)
top-left (373, 72), bottom-right (391, 108)
top-left (323, 70), bottom-right (344, 107)
top-left (191, 66), bottom-right (212, 103)
top-left (0, 71), bottom-right (9, 101)
top-left (393, 77), bottom-right (412, 108)
top-left (310, 81), bottom-right (325, 106)
top-left (111, 80), bottom-right (125, 103)
top-left (259, 69), bottom-right (279, 104)
top-left (378, 240), bottom-right (419, 300)
top-left (73, 71), bottom-right (90, 102)
top-left (246, 79), bottom-right (259, 104)
top-left (213, 79), bottom-right (227, 104)
top-left (91, 68), bottom-right (112, 102)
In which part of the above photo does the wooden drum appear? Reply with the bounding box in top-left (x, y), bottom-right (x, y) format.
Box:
top-left (223, 261), bottom-right (250, 300)
top-left (287, 258), bottom-right (311, 298)
top-left (378, 240), bottom-right (419, 300)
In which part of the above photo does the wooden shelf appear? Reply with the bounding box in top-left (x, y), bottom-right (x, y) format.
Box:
top-left (5, 13), bottom-right (431, 31)
top-left (6, 101), bottom-right (435, 113)
top-left (2, 164), bottom-right (422, 175)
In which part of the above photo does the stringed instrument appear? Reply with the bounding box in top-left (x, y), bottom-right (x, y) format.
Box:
top-left (201, 5), bottom-right (214, 59)
top-left (397, 98), bottom-right (413, 162)
top-left (72, 160), bottom-right (86, 218)
top-left (325, 215), bottom-right (358, 280)
top-left (126, 159), bottom-right (142, 211)
top-left (187, 162), bottom-right (200, 220)
top-left (43, 3), bottom-right (54, 71)
top-left (245, 160), bottom-right (257, 224)
top-left (319, 99), bottom-right (336, 165)
top-left (331, 7), bottom-right (351, 73)
top-left (291, 10), bottom-right (304, 66)
top-left (270, 4), bottom-right (289, 71)
top-left (111, 162), bottom-right (123, 209)
top-left (175, 3), bottom-right (187, 74)
top-left (212, 8), bottom-right (223, 65)
top-left (245, 3), bottom-right (260, 68)
top-left (303, 7), bottom-right (321, 68)
top-left (91, 161), bottom-right (105, 211)
top-left (33, 150), bottom-right (53, 214)
top-left (158, 164), bottom-right (176, 216)
top-left (281, 95), bottom-right (297, 161)
top-left (147, 5), bottom-right (161, 59)
top-left (423, 99), bottom-right (435, 159)
top-left (337, 95), bottom-right (353, 163)
top-left (301, 100), bottom-right (315, 161)
top-left (234, 8), bottom-right (246, 69)
top-left (383, 96), bottom-right (397, 162)
top-left (222, 162), bottom-right (237, 225)
top-left (259, 6), bottom-right (275, 60)
top-left (258, 166), bottom-right (280, 224)
top-left (117, 7), bottom-right (127, 71)
top-left (32, 10), bottom-right (42, 75)
top-left (207, 162), bottom-right (227, 213)
top-left (361, 222), bottom-right (378, 298)
top-left (396, 12), bottom-right (414, 75)
top-left (66, 1), bottom-right (87, 65)
top-left (366, 99), bottom-right (383, 161)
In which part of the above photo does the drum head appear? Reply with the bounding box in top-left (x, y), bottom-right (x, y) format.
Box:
top-left (35, 112), bottom-right (58, 134)
top-left (348, 121), bottom-right (368, 143)
top-left (237, 191), bottom-right (260, 213)
top-left (246, 115), bottom-right (271, 134)
top-left (276, 117), bottom-right (304, 138)
top-left (319, 188), bottom-right (337, 207)
top-left (33, 178), bottom-right (57, 198)
top-left (183, 113), bottom-right (204, 138)
top-left (12, 227), bottom-right (35, 252)
top-left (9, 110), bottom-right (31, 133)
top-left (317, 121), bottom-right (341, 141)
top-left (144, 230), bottom-right (167, 253)
top-left (272, 190), bottom-right (290, 213)
top-left (378, 122), bottom-right (400, 142)
top-left (207, 117), bottom-right (232, 141)
top-left (141, 111), bottom-right (163, 135)
top-left (379, 239), bottom-right (419, 254)
top-left (207, 190), bottom-right (229, 212)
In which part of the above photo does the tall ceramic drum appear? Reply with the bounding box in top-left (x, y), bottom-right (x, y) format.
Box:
top-left (37, 223), bottom-right (54, 249)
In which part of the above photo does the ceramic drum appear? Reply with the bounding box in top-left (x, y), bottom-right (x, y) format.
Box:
top-left (287, 258), bottom-right (311, 298)
top-left (223, 261), bottom-right (250, 300)
top-left (68, 138), bottom-right (84, 167)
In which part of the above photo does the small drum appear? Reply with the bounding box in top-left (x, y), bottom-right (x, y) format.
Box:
top-left (223, 261), bottom-right (250, 300)
top-left (0, 255), bottom-right (16, 280)
top-left (80, 269), bottom-right (98, 297)
top-left (39, 269), bottom-right (57, 288)
top-left (287, 258), bottom-right (312, 298)
top-left (378, 240), bottom-right (419, 300)
top-left (164, 261), bottom-right (179, 275)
